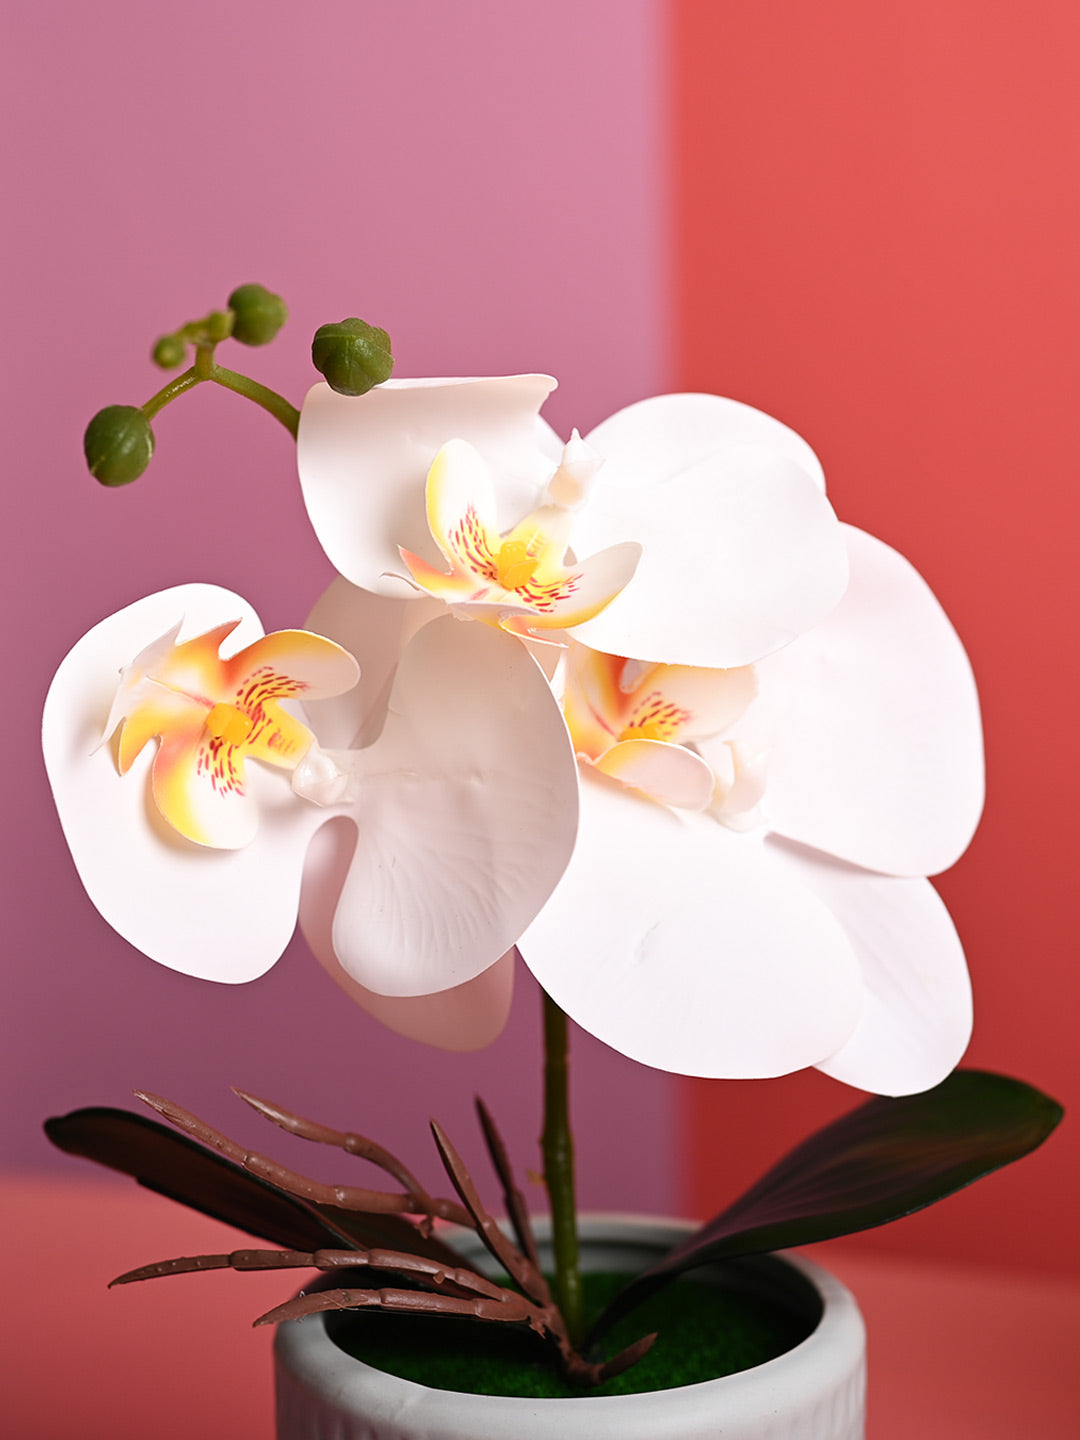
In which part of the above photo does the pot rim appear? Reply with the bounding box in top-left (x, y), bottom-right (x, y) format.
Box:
top-left (274, 1213), bottom-right (866, 1436)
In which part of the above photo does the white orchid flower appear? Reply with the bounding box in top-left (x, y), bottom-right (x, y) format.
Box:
top-left (297, 378), bottom-right (850, 667)
top-left (298, 377), bottom-right (983, 1094)
top-left (42, 583), bottom-right (579, 1051)
top-left (519, 526), bottom-right (984, 1096)
top-left (396, 436), bottom-right (642, 637)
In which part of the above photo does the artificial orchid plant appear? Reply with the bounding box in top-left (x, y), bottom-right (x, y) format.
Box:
top-left (43, 286), bottom-right (1061, 1385)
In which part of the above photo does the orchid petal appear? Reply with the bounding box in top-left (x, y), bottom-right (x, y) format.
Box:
top-left (519, 776), bottom-right (862, 1078)
top-left (224, 628), bottom-right (363, 713)
top-left (583, 392), bottom-right (828, 494)
top-left (101, 620), bottom-right (185, 752)
top-left (402, 439), bottom-right (641, 632)
top-left (101, 618), bottom-right (357, 850)
top-left (563, 645), bottom-right (755, 761)
top-left (150, 724), bottom-right (262, 849)
top-left (114, 678), bottom-right (205, 775)
top-left (42, 586), bottom-right (325, 982)
top-left (398, 548), bottom-right (491, 604)
top-left (423, 437), bottom-right (505, 565)
top-left (592, 740), bottom-right (716, 810)
top-left (502, 503), bottom-right (574, 572)
top-left (302, 579), bottom-right (443, 749)
top-left (109, 619), bottom-right (254, 773)
top-left (321, 616), bottom-right (578, 997)
top-left (510, 539), bottom-right (641, 633)
top-left (568, 441), bottom-right (848, 668)
top-left (561, 645), bottom-right (623, 757)
top-left (328, 950), bottom-right (517, 1052)
top-left (626, 661), bottom-right (757, 740)
top-left (299, 817), bottom-right (515, 1050)
top-left (766, 840), bottom-right (973, 1095)
top-left (717, 525), bottom-right (984, 876)
top-left (404, 546), bottom-right (643, 635)
top-left (297, 377), bottom-right (562, 595)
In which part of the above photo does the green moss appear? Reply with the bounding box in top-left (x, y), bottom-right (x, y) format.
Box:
top-left (328, 1263), bottom-right (815, 1399)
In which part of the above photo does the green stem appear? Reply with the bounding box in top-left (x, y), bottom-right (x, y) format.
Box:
top-left (139, 356), bottom-right (300, 438)
top-left (141, 366), bottom-right (201, 420)
top-left (210, 363), bottom-right (300, 437)
top-left (193, 342), bottom-right (216, 381)
top-left (541, 989), bottom-right (584, 1346)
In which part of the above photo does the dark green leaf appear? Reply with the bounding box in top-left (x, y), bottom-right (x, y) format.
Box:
top-left (592, 1069), bottom-right (1062, 1338)
top-left (44, 1107), bottom-right (463, 1264)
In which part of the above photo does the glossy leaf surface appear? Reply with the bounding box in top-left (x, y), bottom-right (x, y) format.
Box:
top-left (594, 1070), bottom-right (1062, 1335)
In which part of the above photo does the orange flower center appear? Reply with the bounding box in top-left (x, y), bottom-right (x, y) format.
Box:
top-left (617, 719), bottom-right (668, 744)
top-left (494, 538), bottom-right (540, 590)
top-left (205, 702), bottom-right (253, 746)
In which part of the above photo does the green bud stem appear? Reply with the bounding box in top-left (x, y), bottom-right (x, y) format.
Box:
top-left (139, 356), bottom-right (299, 438)
top-left (141, 367), bottom-right (202, 420)
top-left (193, 343), bottom-right (216, 381)
top-left (209, 363), bottom-right (300, 438)
top-left (541, 988), bottom-right (584, 1347)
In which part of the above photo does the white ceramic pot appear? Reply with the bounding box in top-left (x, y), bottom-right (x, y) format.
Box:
top-left (274, 1215), bottom-right (866, 1440)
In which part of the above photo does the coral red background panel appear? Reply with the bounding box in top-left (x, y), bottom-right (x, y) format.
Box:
top-left (673, 1), bottom-right (1079, 1274)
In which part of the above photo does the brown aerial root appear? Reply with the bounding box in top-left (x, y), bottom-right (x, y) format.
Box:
top-left (117, 1088), bottom-right (657, 1388)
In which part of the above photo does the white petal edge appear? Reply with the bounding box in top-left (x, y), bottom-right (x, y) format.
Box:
top-left (519, 775), bottom-right (863, 1078)
top-left (568, 443), bottom-right (848, 668)
top-left (593, 740), bottom-right (715, 810)
top-left (634, 661), bottom-right (758, 740)
top-left (583, 392), bottom-right (827, 493)
top-left (767, 839), bottom-right (973, 1095)
top-left (303, 578), bottom-right (443, 749)
top-left (42, 585), bottom-right (324, 982)
top-left (718, 525), bottom-right (985, 877)
top-left (300, 817), bottom-right (515, 1049)
top-left (297, 376), bottom-right (562, 595)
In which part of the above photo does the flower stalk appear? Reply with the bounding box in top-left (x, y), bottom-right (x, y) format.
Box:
top-left (140, 356), bottom-right (300, 436)
top-left (141, 368), bottom-right (202, 420)
top-left (541, 988), bottom-right (584, 1346)
top-left (206, 362), bottom-right (300, 436)
top-left (85, 288), bottom-right (300, 486)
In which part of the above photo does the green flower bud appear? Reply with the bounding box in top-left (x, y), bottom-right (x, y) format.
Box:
top-left (206, 309), bottom-right (234, 344)
top-left (228, 283), bottom-right (288, 346)
top-left (152, 334), bottom-right (187, 369)
top-left (311, 317), bottom-right (393, 396)
top-left (84, 405), bottom-right (155, 486)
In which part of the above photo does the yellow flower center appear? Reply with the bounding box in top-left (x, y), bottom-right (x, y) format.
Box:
top-left (618, 720), bottom-right (668, 744)
top-left (494, 538), bottom-right (540, 590)
top-left (205, 702), bottom-right (253, 746)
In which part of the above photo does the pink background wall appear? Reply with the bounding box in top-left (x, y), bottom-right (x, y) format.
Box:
top-left (2, 2), bottom-right (679, 1213)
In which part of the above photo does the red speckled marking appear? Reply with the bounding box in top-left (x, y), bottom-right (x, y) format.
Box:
top-left (447, 507), bottom-right (497, 580)
top-left (625, 690), bottom-right (691, 742)
top-left (446, 506), bottom-right (581, 612)
top-left (196, 667), bottom-right (312, 795)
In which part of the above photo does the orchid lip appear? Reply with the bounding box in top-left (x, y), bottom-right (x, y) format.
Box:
top-left (392, 439), bottom-right (641, 635)
top-left (99, 616), bottom-right (361, 849)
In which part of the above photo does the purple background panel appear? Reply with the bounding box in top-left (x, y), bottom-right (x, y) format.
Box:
top-left (2, 1), bottom-right (677, 1215)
